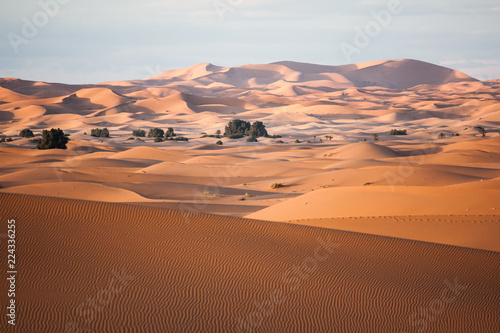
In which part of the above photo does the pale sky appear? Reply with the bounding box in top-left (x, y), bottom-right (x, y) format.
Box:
top-left (1, 0), bottom-right (499, 83)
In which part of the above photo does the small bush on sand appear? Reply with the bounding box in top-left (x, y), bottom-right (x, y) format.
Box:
top-left (132, 129), bottom-right (146, 137)
top-left (165, 127), bottom-right (176, 138)
top-left (19, 128), bottom-right (34, 138)
top-left (148, 128), bottom-right (164, 138)
top-left (390, 129), bottom-right (407, 136)
top-left (91, 128), bottom-right (109, 137)
top-left (216, 140), bottom-right (223, 146)
top-left (246, 136), bottom-right (258, 142)
top-left (270, 183), bottom-right (284, 189)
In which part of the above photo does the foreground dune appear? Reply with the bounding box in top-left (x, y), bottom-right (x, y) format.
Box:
top-left (0, 192), bottom-right (498, 332)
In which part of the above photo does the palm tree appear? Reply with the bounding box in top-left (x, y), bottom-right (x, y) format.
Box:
top-left (438, 133), bottom-right (445, 140)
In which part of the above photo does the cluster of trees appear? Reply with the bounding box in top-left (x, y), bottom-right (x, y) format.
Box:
top-left (0, 137), bottom-right (13, 142)
top-left (37, 128), bottom-right (69, 150)
top-left (225, 120), bottom-right (268, 139)
top-left (132, 129), bottom-right (146, 137)
top-left (91, 128), bottom-right (110, 137)
top-left (146, 127), bottom-right (188, 142)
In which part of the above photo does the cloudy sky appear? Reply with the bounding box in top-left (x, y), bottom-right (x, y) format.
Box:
top-left (1, 0), bottom-right (499, 83)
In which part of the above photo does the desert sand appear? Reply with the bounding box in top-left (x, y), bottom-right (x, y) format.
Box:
top-left (1, 193), bottom-right (499, 332)
top-left (0, 59), bottom-right (499, 331)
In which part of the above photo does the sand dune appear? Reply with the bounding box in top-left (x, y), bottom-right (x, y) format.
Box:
top-left (325, 142), bottom-right (400, 160)
top-left (0, 181), bottom-right (149, 202)
top-left (247, 186), bottom-right (500, 220)
top-left (1, 59), bottom-right (499, 332)
top-left (1, 192), bottom-right (498, 332)
top-left (284, 215), bottom-right (500, 252)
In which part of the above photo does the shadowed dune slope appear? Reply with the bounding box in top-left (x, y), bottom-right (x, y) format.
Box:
top-left (1, 193), bottom-right (498, 332)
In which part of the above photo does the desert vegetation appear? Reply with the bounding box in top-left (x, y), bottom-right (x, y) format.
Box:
top-left (169, 136), bottom-right (189, 141)
top-left (132, 129), bottom-right (146, 137)
top-left (225, 119), bottom-right (250, 139)
top-left (148, 128), bottom-right (164, 139)
top-left (91, 128), bottom-right (110, 137)
top-left (37, 128), bottom-right (69, 150)
top-left (165, 128), bottom-right (176, 138)
top-left (390, 129), bottom-right (408, 136)
top-left (19, 128), bottom-right (34, 138)
top-left (224, 119), bottom-right (271, 139)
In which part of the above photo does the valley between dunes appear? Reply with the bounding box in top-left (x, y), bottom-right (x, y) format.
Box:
top-left (0, 59), bottom-right (499, 331)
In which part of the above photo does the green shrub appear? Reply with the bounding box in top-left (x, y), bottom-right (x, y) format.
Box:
top-left (132, 129), bottom-right (146, 137)
top-left (246, 136), bottom-right (258, 142)
top-left (247, 121), bottom-right (268, 138)
top-left (294, 139), bottom-right (301, 143)
top-left (6, 137), bottom-right (13, 142)
top-left (37, 128), bottom-right (69, 149)
top-left (165, 127), bottom-right (176, 138)
top-left (173, 136), bottom-right (188, 141)
top-left (148, 128), bottom-right (164, 138)
top-left (154, 136), bottom-right (163, 142)
top-left (19, 128), bottom-right (34, 138)
top-left (225, 119), bottom-right (251, 138)
top-left (216, 140), bottom-right (223, 146)
top-left (270, 183), bottom-right (284, 189)
top-left (91, 128), bottom-right (109, 137)
top-left (389, 129), bottom-right (407, 136)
